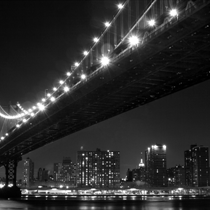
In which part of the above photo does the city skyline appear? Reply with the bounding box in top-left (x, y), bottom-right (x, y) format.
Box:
top-left (0, 0), bottom-right (210, 179)
top-left (13, 144), bottom-right (210, 189)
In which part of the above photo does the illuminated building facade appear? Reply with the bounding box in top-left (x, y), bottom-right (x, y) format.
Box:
top-left (22, 157), bottom-right (34, 187)
top-left (132, 156), bottom-right (146, 182)
top-left (185, 145), bottom-right (209, 187)
top-left (145, 144), bottom-right (167, 187)
top-left (53, 163), bottom-right (62, 181)
top-left (167, 165), bottom-right (185, 187)
top-left (53, 157), bottom-right (76, 185)
top-left (77, 148), bottom-right (120, 188)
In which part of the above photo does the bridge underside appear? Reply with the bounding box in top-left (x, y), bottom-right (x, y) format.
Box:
top-left (0, 2), bottom-right (210, 166)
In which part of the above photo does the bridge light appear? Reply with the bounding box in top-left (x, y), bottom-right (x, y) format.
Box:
top-left (42, 98), bottom-right (46, 102)
top-left (59, 80), bottom-right (64, 85)
top-left (32, 106), bottom-right (37, 110)
top-left (81, 74), bottom-right (87, 80)
top-left (117, 3), bottom-right (124, 9)
top-left (128, 35), bottom-right (140, 47)
top-left (74, 62), bottom-right (79, 67)
top-left (93, 37), bottom-right (99, 43)
top-left (16, 124), bottom-right (20, 128)
top-left (28, 108), bottom-right (33, 112)
top-left (50, 96), bottom-right (55, 102)
top-left (30, 112), bottom-right (35, 116)
top-left (104, 22), bottom-right (111, 28)
top-left (5, 133), bottom-right (8, 136)
top-left (169, 8), bottom-right (178, 17)
top-left (1, 136), bottom-right (5, 140)
top-left (64, 86), bottom-right (70, 92)
top-left (47, 93), bottom-right (51, 98)
top-left (53, 87), bottom-right (57, 91)
top-left (83, 51), bottom-right (88, 56)
top-left (37, 103), bottom-right (45, 111)
top-left (148, 19), bottom-right (156, 27)
top-left (23, 118), bottom-right (27, 123)
top-left (100, 56), bottom-right (110, 66)
top-left (66, 72), bottom-right (71, 77)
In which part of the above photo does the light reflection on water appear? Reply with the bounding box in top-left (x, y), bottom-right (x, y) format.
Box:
top-left (1, 196), bottom-right (210, 210)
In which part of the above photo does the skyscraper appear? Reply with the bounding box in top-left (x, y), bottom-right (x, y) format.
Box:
top-left (132, 154), bottom-right (146, 182)
top-left (167, 165), bottom-right (185, 187)
top-left (184, 145), bottom-right (209, 187)
top-left (77, 148), bottom-right (120, 188)
top-left (145, 144), bottom-right (167, 187)
top-left (22, 157), bottom-right (34, 187)
top-left (53, 163), bottom-right (62, 181)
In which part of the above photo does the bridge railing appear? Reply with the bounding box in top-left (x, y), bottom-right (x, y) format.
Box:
top-left (60, 0), bottom-right (209, 98)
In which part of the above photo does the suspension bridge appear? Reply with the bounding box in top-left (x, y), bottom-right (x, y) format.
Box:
top-left (0, 0), bottom-right (209, 192)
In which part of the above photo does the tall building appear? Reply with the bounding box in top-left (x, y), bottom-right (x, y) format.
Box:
top-left (53, 163), bottom-right (62, 181)
top-left (184, 145), bottom-right (209, 187)
top-left (53, 158), bottom-right (76, 185)
top-left (77, 148), bottom-right (120, 188)
top-left (145, 144), bottom-right (167, 187)
top-left (22, 157), bottom-right (34, 187)
top-left (167, 165), bottom-right (185, 187)
top-left (37, 168), bottom-right (49, 182)
top-left (132, 154), bottom-right (146, 182)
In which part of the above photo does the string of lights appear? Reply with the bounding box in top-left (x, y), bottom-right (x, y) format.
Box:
top-left (0, 0), bottom-right (181, 141)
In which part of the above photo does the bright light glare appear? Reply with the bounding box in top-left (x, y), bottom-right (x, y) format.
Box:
top-left (75, 62), bottom-right (79, 67)
top-left (169, 8), bottom-right (178, 17)
top-left (50, 97), bottom-right (55, 102)
top-left (42, 98), bottom-right (46, 102)
top-left (0, 183), bottom-right (5, 188)
top-left (59, 80), bottom-right (64, 85)
top-left (128, 35), bottom-right (140, 47)
top-left (100, 56), bottom-right (110, 66)
top-left (23, 118), bottom-right (27, 123)
top-left (1, 137), bottom-right (4, 140)
top-left (117, 3), bottom-right (124, 9)
top-left (66, 72), bottom-right (71, 77)
top-left (148, 19), bottom-right (156, 27)
top-left (16, 124), bottom-right (20, 128)
top-left (64, 86), bottom-right (70, 92)
top-left (47, 93), bottom-right (51, 98)
top-left (81, 74), bottom-right (86, 80)
top-left (5, 133), bottom-right (8, 136)
top-left (53, 87), bottom-right (57, 91)
top-left (93, 37), bottom-right (99, 43)
top-left (37, 103), bottom-right (45, 111)
top-left (104, 22), bottom-right (111, 27)
top-left (83, 51), bottom-right (88, 56)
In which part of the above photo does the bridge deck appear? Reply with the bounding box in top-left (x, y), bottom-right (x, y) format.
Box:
top-left (0, 1), bottom-right (210, 165)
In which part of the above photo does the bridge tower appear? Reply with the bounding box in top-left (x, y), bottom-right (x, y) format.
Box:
top-left (0, 105), bottom-right (22, 197)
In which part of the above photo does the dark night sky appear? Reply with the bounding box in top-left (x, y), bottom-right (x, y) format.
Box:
top-left (0, 0), bottom-right (210, 179)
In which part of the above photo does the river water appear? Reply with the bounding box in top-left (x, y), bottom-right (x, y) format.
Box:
top-left (0, 197), bottom-right (210, 210)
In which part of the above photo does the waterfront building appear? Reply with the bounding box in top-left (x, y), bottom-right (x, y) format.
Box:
top-left (167, 165), bottom-right (185, 187)
top-left (132, 155), bottom-right (146, 182)
top-left (145, 144), bottom-right (167, 187)
top-left (37, 168), bottom-right (49, 182)
top-left (184, 145), bottom-right (209, 187)
top-left (22, 157), bottom-right (34, 187)
top-left (53, 163), bottom-right (62, 181)
top-left (53, 158), bottom-right (76, 185)
top-left (77, 148), bottom-right (120, 188)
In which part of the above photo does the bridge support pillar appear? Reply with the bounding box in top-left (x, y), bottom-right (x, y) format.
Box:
top-left (4, 159), bottom-right (18, 187)
top-left (0, 157), bottom-right (22, 198)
